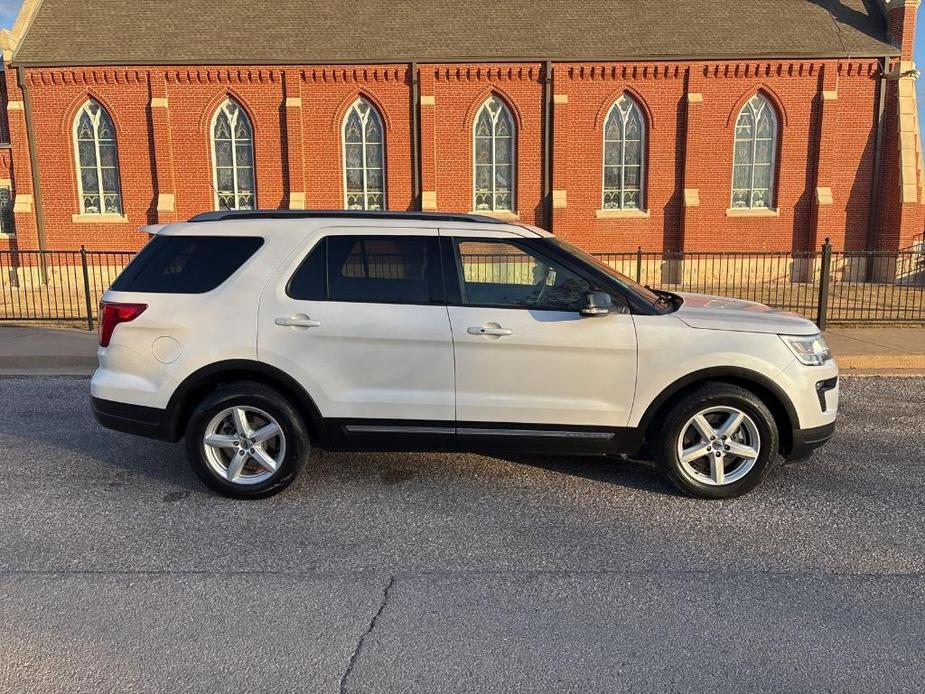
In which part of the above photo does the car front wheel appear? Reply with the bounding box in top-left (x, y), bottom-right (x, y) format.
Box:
top-left (185, 382), bottom-right (310, 499)
top-left (655, 383), bottom-right (779, 499)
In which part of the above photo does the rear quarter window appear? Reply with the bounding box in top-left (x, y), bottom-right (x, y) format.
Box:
top-left (111, 235), bottom-right (263, 294)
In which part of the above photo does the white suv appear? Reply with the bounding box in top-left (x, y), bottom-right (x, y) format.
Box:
top-left (92, 211), bottom-right (838, 499)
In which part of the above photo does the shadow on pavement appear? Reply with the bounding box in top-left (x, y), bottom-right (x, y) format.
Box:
top-left (494, 453), bottom-right (679, 496)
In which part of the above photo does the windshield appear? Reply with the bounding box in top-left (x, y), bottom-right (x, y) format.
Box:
top-left (545, 238), bottom-right (666, 305)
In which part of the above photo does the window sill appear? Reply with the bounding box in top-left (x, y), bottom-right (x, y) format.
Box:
top-left (595, 208), bottom-right (651, 220)
top-left (725, 207), bottom-right (779, 218)
top-left (72, 213), bottom-right (129, 224)
top-left (469, 210), bottom-right (520, 221)
top-left (0, 232), bottom-right (15, 239)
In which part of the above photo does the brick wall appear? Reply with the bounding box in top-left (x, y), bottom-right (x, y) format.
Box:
top-left (887, 2), bottom-right (919, 61)
top-left (427, 64), bottom-right (545, 227)
top-left (1, 58), bottom-right (918, 254)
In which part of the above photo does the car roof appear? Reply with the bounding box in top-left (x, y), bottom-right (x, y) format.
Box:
top-left (141, 210), bottom-right (552, 238)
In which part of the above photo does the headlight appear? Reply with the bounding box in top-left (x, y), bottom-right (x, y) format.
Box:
top-left (780, 333), bottom-right (832, 366)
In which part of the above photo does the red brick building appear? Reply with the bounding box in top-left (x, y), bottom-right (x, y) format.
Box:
top-left (0, 0), bottom-right (923, 257)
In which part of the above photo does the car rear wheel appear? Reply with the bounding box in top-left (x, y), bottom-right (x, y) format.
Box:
top-left (655, 383), bottom-right (779, 499)
top-left (185, 382), bottom-right (310, 499)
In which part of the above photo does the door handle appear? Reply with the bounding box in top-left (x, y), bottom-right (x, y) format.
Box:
top-left (275, 314), bottom-right (321, 328)
top-left (468, 325), bottom-right (513, 337)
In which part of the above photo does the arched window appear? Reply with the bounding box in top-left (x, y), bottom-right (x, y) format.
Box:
top-left (731, 94), bottom-right (778, 209)
top-left (602, 95), bottom-right (645, 210)
top-left (474, 96), bottom-right (515, 212)
top-left (343, 98), bottom-right (386, 210)
top-left (211, 99), bottom-right (255, 210)
top-left (73, 100), bottom-right (122, 215)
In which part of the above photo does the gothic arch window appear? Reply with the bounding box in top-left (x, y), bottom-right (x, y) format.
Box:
top-left (731, 94), bottom-right (778, 209)
top-left (342, 98), bottom-right (386, 210)
top-left (473, 96), bottom-right (515, 212)
top-left (602, 95), bottom-right (645, 210)
top-left (211, 99), bottom-right (255, 210)
top-left (73, 100), bottom-right (122, 215)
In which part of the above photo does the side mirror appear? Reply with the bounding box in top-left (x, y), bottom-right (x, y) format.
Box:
top-left (580, 291), bottom-right (615, 317)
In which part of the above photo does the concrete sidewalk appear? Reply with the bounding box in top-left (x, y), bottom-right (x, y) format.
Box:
top-left (824, 327), bottom-right (925, 373)
top-left (0, 325), bottom-right (99, 375)
top-left (0, 324), bottom-right (922, 376)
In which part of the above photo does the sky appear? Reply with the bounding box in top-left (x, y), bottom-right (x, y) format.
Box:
top-left (0, 0), bottom-right (18, 28)
top-left (0, 1), bottom-right (923, 120)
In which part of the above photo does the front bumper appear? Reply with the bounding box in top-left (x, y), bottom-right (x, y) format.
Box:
top-left (786, 421), bottom-right (836, 461)
top-left (92, 396), bottom-right (174, 441)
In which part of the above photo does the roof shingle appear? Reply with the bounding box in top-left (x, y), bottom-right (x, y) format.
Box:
top-left (12, 0), bottom-right (898, 67)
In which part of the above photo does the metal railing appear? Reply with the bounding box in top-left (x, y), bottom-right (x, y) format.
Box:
top-left (592, 240), bottom-right (925, 327)
top-left (1, 241), bottom-right (923, 329)
top-left (0, 248), bottom-right (135, 329)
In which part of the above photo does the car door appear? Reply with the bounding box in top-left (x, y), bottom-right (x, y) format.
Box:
top-left (441, 233), bottom-right (637, 452)
top-left (258, 227), bottom-right (455, 448)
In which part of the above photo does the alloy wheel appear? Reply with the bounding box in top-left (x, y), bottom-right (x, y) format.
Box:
top-left (202, 406), bottom-right (286, 485)
top-left (675, 406), bottom-right (761, 486)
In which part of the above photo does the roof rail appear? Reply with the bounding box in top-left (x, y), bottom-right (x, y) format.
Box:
top-left (188, 209), bottom-right (508, 225)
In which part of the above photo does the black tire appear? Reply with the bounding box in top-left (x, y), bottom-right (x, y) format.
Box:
top-left (654, 382), bottom-right (779, 499)
top-left (184, 381), bottom-right (310, 499)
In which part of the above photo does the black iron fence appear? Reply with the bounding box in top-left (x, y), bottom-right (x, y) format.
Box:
top-left (0, 248), bottom-right (135, 329)
top-left (593, 240), bottom-right (925, 327)
top-left (1, 240), bottom-right (923, 329)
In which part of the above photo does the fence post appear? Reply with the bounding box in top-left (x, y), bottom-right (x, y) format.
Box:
top-left (816, 237), bottom-right (832, 330)
top-left (635, 246), bottom-right (642, 283)
top-left (80, 245), bottom-right (94, 332)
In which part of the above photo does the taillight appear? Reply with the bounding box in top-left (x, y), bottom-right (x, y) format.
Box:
top-left (98, 301), bottom-right (147, 347)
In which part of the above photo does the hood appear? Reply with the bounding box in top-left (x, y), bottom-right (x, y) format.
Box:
top-left (673, 292), bottom-right (819, 335)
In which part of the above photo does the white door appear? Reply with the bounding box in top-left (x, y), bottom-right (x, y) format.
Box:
top-left (258, 228), bottom-right (455, 423)
top-left (444, 235), bottom-right (637, 430)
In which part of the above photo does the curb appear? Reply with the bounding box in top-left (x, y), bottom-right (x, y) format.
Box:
top-left (0, 354), bottom-right (97, 376)
top-left (0, 355), bottom-right (98, 369)
top-left (836, 355), bottom-right (925, 371)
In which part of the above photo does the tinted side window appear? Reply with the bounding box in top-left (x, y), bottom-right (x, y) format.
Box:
top-left (327, 236), bottom-right (438, 304)
top-left (454, 239), bottom-right (591, 311)
top-left (287, 238), bottom-right (327, 300)
top-left (112, 235), bottom-right (263, 294)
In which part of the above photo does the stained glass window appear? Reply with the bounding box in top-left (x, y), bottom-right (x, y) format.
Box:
top-left (212, 99), bottom-right (255, 210)
top-left (0, 187), bottom-right (13, 234)
top-left (343, 98), bottom-right (386, 210)
top-left (731, 95), bottom-right (778, 209)
top-left (473, 96), bottom-right (515, 212)
top-left (602, 95), bottom-right (645, 210)
top-left (73, 100), bottom-right (122, 215)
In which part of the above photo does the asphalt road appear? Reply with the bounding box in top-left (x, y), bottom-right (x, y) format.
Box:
top-left (0, 376), bottom-right (923, 693)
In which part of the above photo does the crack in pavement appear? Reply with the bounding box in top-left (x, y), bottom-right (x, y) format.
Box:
top-left (339, 574), bottom-right (395, 694)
